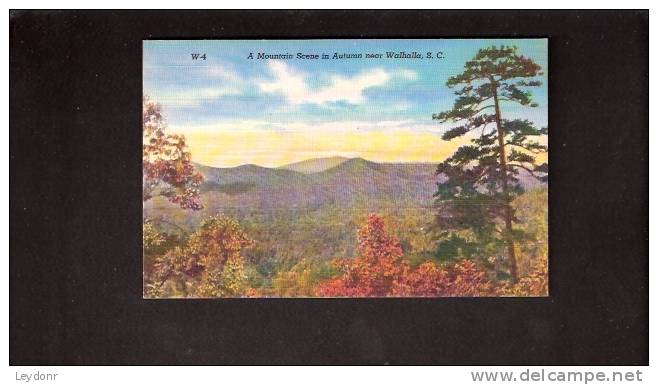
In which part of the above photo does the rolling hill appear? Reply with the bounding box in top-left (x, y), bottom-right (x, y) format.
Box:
top-left (278, 156), bottom-right (349, 174)
top-left (193, 157), bottom-right (440, 210)
top-left (144, 156), bottom-right (545, 228)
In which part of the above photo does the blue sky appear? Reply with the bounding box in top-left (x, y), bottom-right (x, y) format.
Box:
top-left (143, 39), bottom-right (547, 167)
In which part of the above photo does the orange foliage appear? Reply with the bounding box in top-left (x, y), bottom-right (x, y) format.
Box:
top-left (143, 95), bottom-right (204, 210)
top-left (394, 260), bottom-right (499, 297)
top-left (392, 261), bottom-right (450, 297)
top-left (316, 214), bottom-right (501, 297)
top-left (501, 254), bottom-right (548, 296)
top-left (316, 214), bottom-right (407, 297)
top-left (448, 260), bottom-right (498, 296)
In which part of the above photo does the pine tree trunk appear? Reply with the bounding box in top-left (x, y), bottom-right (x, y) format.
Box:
top-left (491, 81), bottom-right (519, 283)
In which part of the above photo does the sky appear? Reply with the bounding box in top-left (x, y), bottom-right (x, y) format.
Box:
top-left (144, 39), bottom-right (548, 168)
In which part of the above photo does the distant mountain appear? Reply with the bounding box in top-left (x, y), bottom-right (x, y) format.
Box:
top-left (194, 162), bottom-right (309, 195)
top-left (278, 156), bottom-right (349, 174)
top-left (185, 158), bottom-right (440, 210)
top-left (145, 157), bottom-right (545, 219)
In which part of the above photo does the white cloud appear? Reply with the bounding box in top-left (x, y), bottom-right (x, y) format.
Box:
top-left (258, 61), bottom-right (391, 105)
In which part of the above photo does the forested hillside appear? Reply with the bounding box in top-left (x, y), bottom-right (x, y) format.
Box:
top-left (144, 155), bottom-right (547, 297)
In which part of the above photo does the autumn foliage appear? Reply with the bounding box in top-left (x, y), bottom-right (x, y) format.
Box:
top-left (316, 214), bottom-right (406, 297)
top-left (145, 211), bottom-right (547, 298)
top-left (315, 214), bottom-right (509, 297)
top-left (146, 215), bottom-right (253, 298)
top-left (499, 254), bottom-right (548, 296)
top-left (143, 96), bottom-right (204, 210)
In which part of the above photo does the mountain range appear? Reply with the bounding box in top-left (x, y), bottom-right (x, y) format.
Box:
top-left (192, 157), bottom-right (440, 211)
top-left (145, 156), bottom-right (545, 218)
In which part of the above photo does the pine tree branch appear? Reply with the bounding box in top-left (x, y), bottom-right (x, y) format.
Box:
top-left (472, 105), bottom-right (496, 114)
top-left (505, 142), bottom-right (547, 154)
top-left (508, 163), bottom-right (545, 181)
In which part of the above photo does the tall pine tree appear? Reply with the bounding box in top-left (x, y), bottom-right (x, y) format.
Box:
top-left (432, 45), bottom-right (548, 282)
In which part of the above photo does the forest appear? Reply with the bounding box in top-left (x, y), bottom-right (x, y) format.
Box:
top-left (143, 46), bottom-right (549, 298)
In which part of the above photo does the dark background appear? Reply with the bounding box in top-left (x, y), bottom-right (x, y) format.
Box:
top-left (10, 10), bottom-right (648, 365)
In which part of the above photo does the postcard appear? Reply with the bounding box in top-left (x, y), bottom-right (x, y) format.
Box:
top-left (143, 39), bottom-right (548, 298)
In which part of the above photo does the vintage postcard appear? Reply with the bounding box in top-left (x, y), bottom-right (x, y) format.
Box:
top-left (143, 39), bottom-right (548, 298)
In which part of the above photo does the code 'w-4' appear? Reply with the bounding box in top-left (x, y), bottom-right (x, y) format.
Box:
top-left (191, 53), bottom-right (207, 60)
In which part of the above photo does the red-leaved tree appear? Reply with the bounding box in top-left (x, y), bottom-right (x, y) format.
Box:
top-left (316, 214), bottom-right (408, 297)
top-left (316, 214), bottom-right (500, 297)
top-left (143, 95), bottom-right (204, 210)
top-left (392, 261), bottom-right (450, 296)
top-left (393, 260), bottom-right (498, 297)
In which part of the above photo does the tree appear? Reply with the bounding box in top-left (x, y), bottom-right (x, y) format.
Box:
top-left (146, 215), bottom-right (254, 298)
top-left (432, 45), bottom-right (548, 282)
top-left (315, 214), bottom-right (503, 297)
top-left (143, 219), bottom-right (165, 254)
top-left (316, 214), bottom-right (407, 297)
top-left (149, 246), bottom-right (200, 297)
top-left (189, 215), bottom-right (253, 297)
top-left (143, 95), bottom-right (204, 210)
top-left (187, 215), bottom-right (252, 270)
top-left (500, 254), bottom-right (548, 296)
top-left (393, 260), bottom-right (498, 297)
top-left (196, 254), bottom-right (249, 297)
top-left (392, 261), bottom-right (450, 297)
